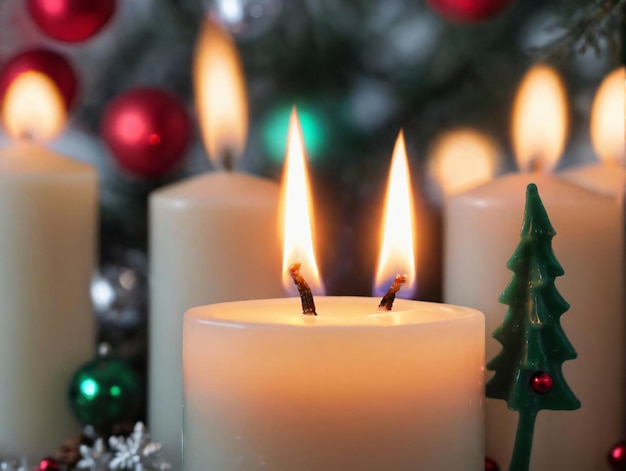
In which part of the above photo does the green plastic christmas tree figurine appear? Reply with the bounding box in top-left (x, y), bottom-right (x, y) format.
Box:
top-left (486, 183), bottom-right (580, 471)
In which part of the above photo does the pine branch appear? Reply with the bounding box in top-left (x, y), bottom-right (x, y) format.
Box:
top-left (534, 0), bottom-right (626, 58)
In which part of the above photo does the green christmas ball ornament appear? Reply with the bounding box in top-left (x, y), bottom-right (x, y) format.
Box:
top-left (68, 344), bottom-right (142, 429)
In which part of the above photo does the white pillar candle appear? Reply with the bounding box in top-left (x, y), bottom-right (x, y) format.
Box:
top-left (444, 65), bottom-right (624, 470)
top-left (150, 173), bottom-right (283, 463)
top-left (183, 297), bottom-right (485, 471)
top-left (445, 174), bottom-right (623, 470)
top-left (148, 18), bottom-right (283, 466)
top-left (0, 72), bottom-right (97, 459)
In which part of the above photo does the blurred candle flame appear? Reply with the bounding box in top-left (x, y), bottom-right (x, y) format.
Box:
top-left (280, 108), bottom-right (324, 295)
top-left (590, 67), bottom-right (624, 165)
top-left (374, 131), bottom-right (416, 298)
top-left (429, 128), bottom-right (499, 196)
top-left (1, 71), bottom-right (66, 141)
top-left (193, 17), bottom-right (248, 165)
top-left (512, 65), bottom-right (568, 173)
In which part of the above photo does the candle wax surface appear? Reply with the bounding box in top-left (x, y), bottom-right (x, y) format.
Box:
top-left (187, 296), bottom-right (480, 327)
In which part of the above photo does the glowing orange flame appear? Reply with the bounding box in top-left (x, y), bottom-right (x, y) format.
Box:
top-left (512, 65), bottom-right (568, 173)
top-left (1, 71), bottom-right (66, 141)
top-left (280, 108), bottom-right (324, 295)
top-left (590, 67), bottom-right (624, 165)
top-left (374, 131), bottom-right (416, 298)
top-left (193, 17), bottom-right (248, 165)
top-left (429, 128), bottom-right (499, 196)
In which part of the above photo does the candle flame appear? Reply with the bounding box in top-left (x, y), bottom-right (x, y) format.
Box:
top-left (590, 67), bottom-right (624, 165)
top-left (374, 131), bottom-right (416, 298)
top-left (429, 128), bottom-right (499, 196)
top-left (193, 17), bottom-right (248, 166)
top-left (280, 108), bottom-right (324, 295)
top-left (512, 65), bottom-right (568, 173)
top-left (1, 71), bottom-right (66, 141)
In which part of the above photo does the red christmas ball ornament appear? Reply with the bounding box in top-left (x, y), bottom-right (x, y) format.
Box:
top-left (101, 88), bottom-right (191, 178)
top-left (426, 0), bottom-right (513, 23)
top-left (530, 371), bottom-right (553, 394)
top-left (0, 48), bottom-right (78, 110)
top-left (608, 441), bottom-right (626, 470)
top-left (27, 0), bottom-right (116, 43)
top-left (38, 457), bottom-right (60, 471)
top-left (485, 456), bottom-right (500, 471)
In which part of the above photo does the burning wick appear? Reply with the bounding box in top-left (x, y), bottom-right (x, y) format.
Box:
top-left (222, 149), bottom-right (234, 172)
top-left (529, 156), bottom-right (542, 173)
top-left (20, 129), bottom-right (36, 142)
top-left (288, 262), bottom-right (317, 316)
top-left (378, 274), bottom-right (407, 311)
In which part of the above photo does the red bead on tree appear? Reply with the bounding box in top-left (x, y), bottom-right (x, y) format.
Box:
top-left (0, 48), bottom-right (78, 110)
top-left (426, 0), bottom-right (513, 23)
top-left (39, 457), bottom-right (60, 471)
top-left (608, 441), bottom-right (626, 471)
top-left (101, 88), bottom-right (192, 179)
top-left (27, 0), bottom-right (116, 43)
top-left (529, 372), bottom-right (553, 394)
top-left (485, 456), bottom-right (500, 471)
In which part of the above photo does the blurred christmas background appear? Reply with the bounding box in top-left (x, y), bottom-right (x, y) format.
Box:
top-left (0, 0), bottom-right (621, 429)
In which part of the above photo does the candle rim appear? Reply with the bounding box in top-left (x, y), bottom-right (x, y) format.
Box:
top-left (560, 163), bottom-right (626, 198)
top-left (448, 172), bottom-right (615, 205)
top-left (0, 141), bottom-right (95, 176)
top-left (184, 296), bottom-right (483, 330)
top-left (151, 171), bottom-right (279, 205)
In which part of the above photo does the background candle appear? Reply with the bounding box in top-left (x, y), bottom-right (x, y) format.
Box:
top-left (148, 18), bottom-right (283, 467)
top-left (183, 297), bottom-right (485, 471)
top-left (561, 66), bottom-right (625, 197)
top-left (421, 129), bottom-right (501, 303)
top-left (0, 73), bottom-right (96, 458)
top-left (444, 65), bottom-right (624, 470)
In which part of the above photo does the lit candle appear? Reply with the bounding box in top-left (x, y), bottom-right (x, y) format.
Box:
top-left (444, 64), bottom-right (624, 470)
top-left (0, 72), bottom-right (97, 458)
top-left (148, 18), bottom-right (283, 466)
top-left (561, 66), bottom-right (626, 197)
top-left (182, 118), bottom-right (485, 470)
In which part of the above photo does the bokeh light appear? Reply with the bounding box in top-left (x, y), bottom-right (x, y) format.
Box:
top-left (428, 128), bottom-right (500, 197)
top-left (263, 104), bottom-right (327, 164)
top-left (80, 378), bottom-right (99, 399)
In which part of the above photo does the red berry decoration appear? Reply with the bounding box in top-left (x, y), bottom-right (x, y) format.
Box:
top-left (529, 371), bottom-right (553, 394)
top-left (426, 0), bottom-right (513, 23)
top-left (101, 88), bottom-right (191, 178)
top-left (39, 457), bottom-right (59, 471)
top-left (608, 441), bottom-right (626, 471)
top-left (27, 0), bottom-right (116, 43)
top-left (0, 48), bottom-right (78, 110)
top-left (485, 457), bottom-right (500, 471)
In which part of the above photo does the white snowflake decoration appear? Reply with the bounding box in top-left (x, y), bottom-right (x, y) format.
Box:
top-left (76, 438), bottom-right (109, 471)
top-left (109, 423), bottom-right (170, 471)
top-left (0, 458), bottom-right (27, 471)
